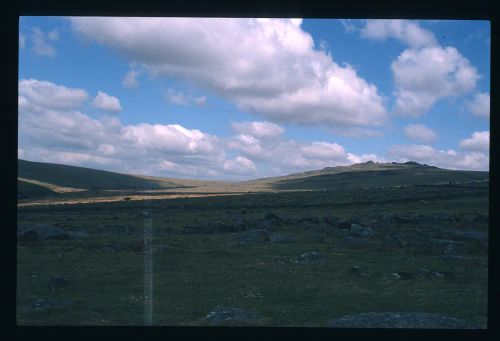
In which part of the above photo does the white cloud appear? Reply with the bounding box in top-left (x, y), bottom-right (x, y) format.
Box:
top-left (467, 92), bottom-right (490, 118)
top-left (329, 127), bottom-right (384, 138)
top-left (404, 124), bottom-right (438, 143)
top-left (30, 27), bottom-right (57, 57)
top-left (227, 122), bottom-right (372, 173)
top-left (18, 78), bottom-right (260, 179)
top-left (340, 19), bottom-right (358, 33)
top-left (19, 79), bottom-right (89, 110)
top-left (122, 70), bottom-right (140, 89)
top-left (165, 88), bottom-right (208, 107)
top-left (391, 46), bottom-right (478, 117)
top-left (459, 131), bottom-right (489, 152)
top-left (47, 29), bottom-right (60, 41)
top-left (231, 121), bottom-right (284, 139)
top-left (223, 156), bottom-right (257, 175)
top-left (70, 17), bottom-right (387, 127)
top-left (92, 91), bottom-right (122, 112)
top-left (346, 153), bottom-right (387, 164)
top-left (358, 20), bottom-right (480, 118)
top-left (361, 19), bottom-right (438, 48)
top-left (388, 144), bottom-right (488, 171)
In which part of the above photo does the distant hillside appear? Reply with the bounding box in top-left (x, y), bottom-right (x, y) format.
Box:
top-left (266, 161), bottom-right (489, 191)
top-left (18, 159), bottom-right (163, 191)
top-left (17, 159), bottom-right (489, 201)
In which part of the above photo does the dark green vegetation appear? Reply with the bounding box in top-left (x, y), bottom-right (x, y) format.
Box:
top-left (18, 159), bottom-right (164, 191)
top-left (17, 160), bottom-right (489, 326)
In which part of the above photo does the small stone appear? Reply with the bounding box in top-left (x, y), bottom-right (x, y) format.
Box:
top-left (389, 272), bottom-right (401, 280)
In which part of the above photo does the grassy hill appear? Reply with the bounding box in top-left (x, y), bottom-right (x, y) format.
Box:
top-left (18, 159), bottom-right (489, 202)
top-left (18, 159), bottom-right (164, 191)
top-left (267, 161), bottom-right (489, 191)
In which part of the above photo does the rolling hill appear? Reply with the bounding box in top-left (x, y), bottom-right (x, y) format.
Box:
top-left (17, 159), bottom-right (489, 201)
top-left (18, 159), bottom-right (164, 191)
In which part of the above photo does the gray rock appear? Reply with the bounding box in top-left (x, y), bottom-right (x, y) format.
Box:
top-left (382, 235), bottom-right (405, 250)
top-left (30, 298), bottom-right (74, 312)
top-left (349, 224), bottom-right (374, 238)
top-left (67, 230), bottom-right (89, 239)
top-left (389, 272), bottom-right (402, 280)
top-left (206, 306), bottom-right (260, 325)
top-left (213, 221), bottom-right (239, 233)
top-left (327, 312), bottom-right (479, 328)
top-left (268, 233), bottom-right (296, 243)
top-left (427, 239), bottom-right (468, 255)
top-left (17, 224), bottom-right (70, 244)
top-left (236, 229), bottom-right (269, 244)
top-left (294, 251), bottom-right (324, 264)
top-left (49, 276), bottom-right (68, 291)
top-left (342, 236), bottom-right (369, 250)
top-left (448, 230), bottom-right (488, 250)
top-left (333, 218), bottom-right (351, 229)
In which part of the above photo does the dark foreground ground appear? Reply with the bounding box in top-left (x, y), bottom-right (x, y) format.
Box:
top-left (16, 182), bottom-right (489, 327)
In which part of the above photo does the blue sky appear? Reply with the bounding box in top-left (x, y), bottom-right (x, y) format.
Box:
top-left (18, 17), bottom-right (490, 180)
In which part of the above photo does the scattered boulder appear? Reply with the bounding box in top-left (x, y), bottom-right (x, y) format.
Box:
top-left (448, 230), bottom-right (488, 251)
top-left (236, 229), bottom-right (269, 244)
top-left (349, 224), bottom-right (374, 238)
top-left (17, 224), bottom-right (70, 244)
top-left (332, 218), bottom-right (351, 229)
top-left (389, 272), bottom-right (402, 280)
top-left (213, 221), bottom-right (239, 233)
top-left (293, 251), bottom-right (324, 264)
top-left (426, 239), bottom-right (468, 255)
top-left (341, 236), bottom-right (369, 250)
top-left (416, 268), bottom-right (445, 279)
top-left (49, 276), bottom-right (68, 291)
top-left (327, 312), bottom-right (478, 328)
top-left (268, 233), bottom-right (297, 243)
top-left (382, 235), bottom-right (406, 251)
top-left (30, 298), bottom-right (75, 313)
top-left (67, 230), bottom-right (89, 239)
top-left (206, 306), bottom-right (260, 325)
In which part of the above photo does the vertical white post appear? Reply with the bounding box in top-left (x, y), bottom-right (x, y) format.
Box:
top-left (143, 202), bottom-right (153, 326)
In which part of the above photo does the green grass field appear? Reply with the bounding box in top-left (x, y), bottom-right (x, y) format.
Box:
top-left (16, 180), bottom-right (488, 326)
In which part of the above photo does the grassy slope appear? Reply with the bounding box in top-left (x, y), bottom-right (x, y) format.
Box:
top-left (18, 159), bottom-right (489, 200)
top-left (270, 164), bottom-right (488, 191)
top-left (18, 159), bottom-right (163, 191)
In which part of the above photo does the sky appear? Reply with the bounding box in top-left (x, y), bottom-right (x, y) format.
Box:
top-left (18, 17), bottom-right (490, 180)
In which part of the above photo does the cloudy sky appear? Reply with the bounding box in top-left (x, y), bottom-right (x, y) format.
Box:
top-left (18, 17), bottom-right (490, 180)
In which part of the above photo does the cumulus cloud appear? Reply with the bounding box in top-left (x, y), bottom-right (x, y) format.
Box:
top-left (467, 92), bottom-right (490, 118)
top-left (329, 127), bottom-right (384, 138)
top-left (69, 17), bottom-right (387, 127)
top-left (361, 19), bottom-right (438, 48)
top-left (223, 156), bottom-right (257, 175)
top-left (231, 121), bottom-right (284, 139)
top-left (391, 46), bottom-right (478, 117)
top-left (92, 91), bottom-right (122, 112)
top-left (227, 121), bottom-right (373, 173)
top-left (404, 123), bottom-right (438, 143)
top-left (359, 20), bottom-right (479, 117)
top-left (165, 88), bottom-right (207, 107)
top-left (122, 70), bottom-right (140, 89)
top-left (459, 131), bottom-right (489, 152)
top-left (18, 78), bottom-right (263, 179)
top-left (29, 27), bottom-right (58, 57)
top-left (388, 144), bottom-right (488, 171)
top-left (19, 79), bottom-right (89, 110)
